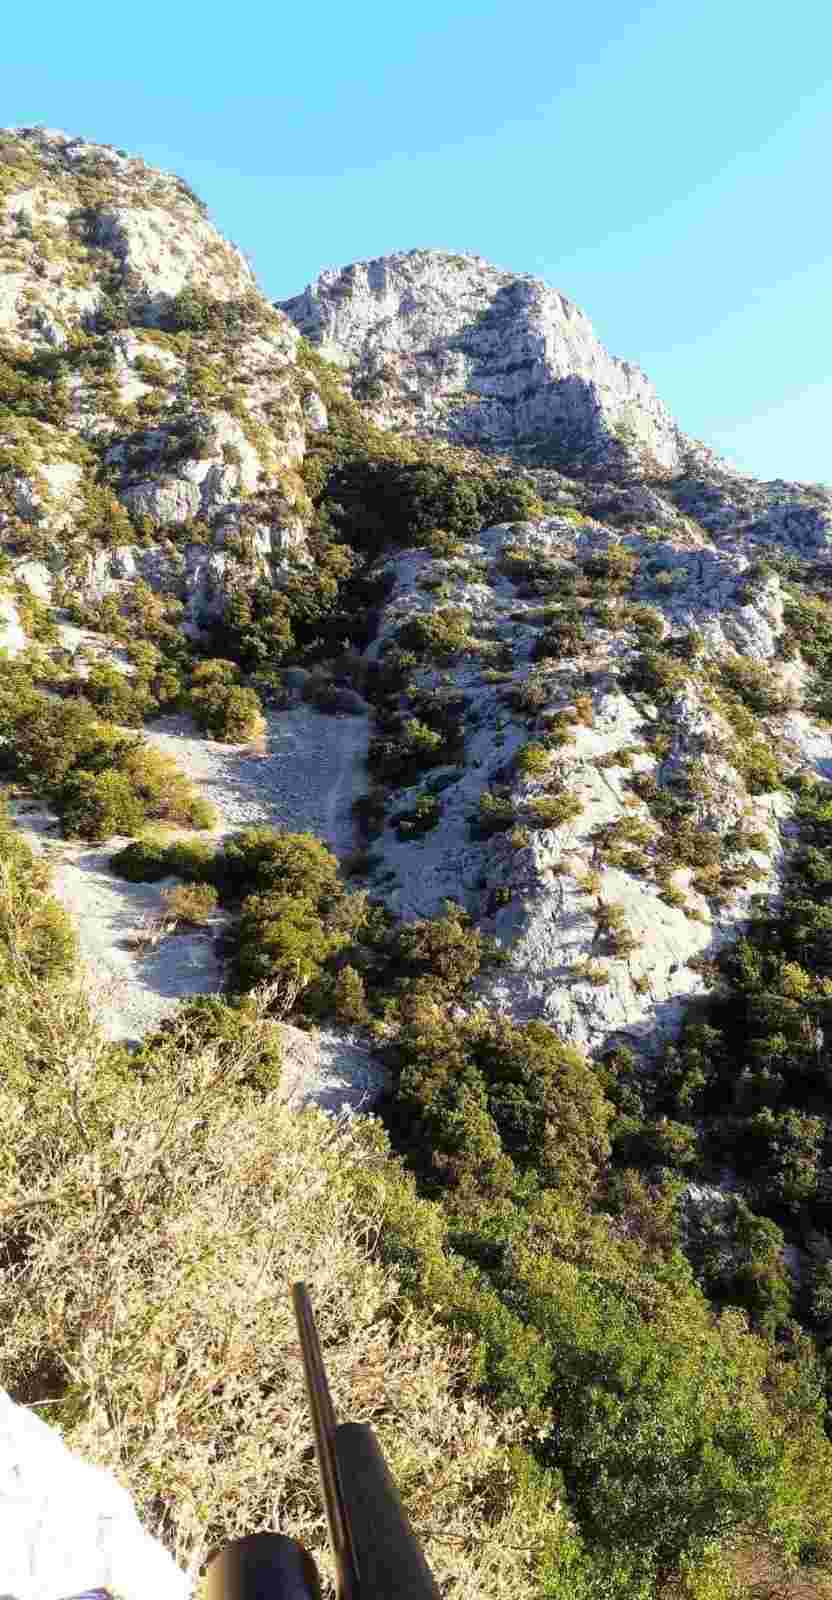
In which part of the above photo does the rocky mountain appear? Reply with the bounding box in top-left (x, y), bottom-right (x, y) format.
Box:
top-left (6, 125), bottom-right (832, 1597)
top-left (1, 125), bottom-right (831, 1059)
top-left (280, 247), bottom-right (690, 473)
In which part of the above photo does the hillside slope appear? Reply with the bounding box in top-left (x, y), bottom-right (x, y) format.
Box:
top-left (6, 126), bottom-right (832, 1600)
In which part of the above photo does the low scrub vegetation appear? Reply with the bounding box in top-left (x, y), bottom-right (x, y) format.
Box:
top-left (0, 667), bottom-right (214, 840)
top-left (188, 658), bottom-right (266, 741)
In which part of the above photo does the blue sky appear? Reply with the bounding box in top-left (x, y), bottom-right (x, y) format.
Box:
top-left (3, 0), bottom-right (831, 483)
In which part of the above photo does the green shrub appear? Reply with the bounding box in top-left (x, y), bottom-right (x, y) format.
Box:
top-left (387, 903), bottom-right (485, 1003)
top-left (533, 609), bottom-right (586, 661)
top-left (595, 900), bottom-right (639, 956)
top-left (394, 607), bottom-right (473, 662)
top-left (476, 789), bottom-right (516, 837)
top-left (222, 828), bottom-right (341, 905)
top-left (514, 742), bottom-right (551, 778)
top-left (0, 810), bottom-right (77, 980)
top-left (109, 833), bottom-right (221, 885)
top-left (526, 792), bottom-right (582, 830)
top-left (682, 1194), bottom-right (792, 1335)
top-left (318, 453), bottom-right (543, 558)
top-left (78, 662), bottom-right (155, 725)
top-left (0, 965), bottom-right (574, 1593)
top-left (58, 767), bottom-right (147, 840)
top-left (733, 738), bottom-right (782, 795)
top-left (717, 654), bottom-right (796, 717)
top-left (109, 837), bottom-right (173, 882)
top-left (592, 814), bottom-right (654, 871)
top-left (232, 891), bottom-right (349, 1002)
top-left (624, 649), bottom-right (689, 703)
top-left (188, 659), bottom-right (266, 741)
top-left (333, 964), bottom-right (370, 1025)
top-left (581, 544), bottom-right (639, 592)
top-left (389, 1012), bottom-right (611, 1199)
top-left (393, 792), bottom-right (442, 838)
top-left (369, 717), bottom-right (445, 784)
top-left (613, 1116), bottom-right (699, 1171)
top-left (120, 745), bottom-right (216, 830)
top-left (0, 679), bottom-right (212, 838)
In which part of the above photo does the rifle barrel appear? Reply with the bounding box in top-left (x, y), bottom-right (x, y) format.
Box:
top-left (292, 1282), bottom-right (360, 1600)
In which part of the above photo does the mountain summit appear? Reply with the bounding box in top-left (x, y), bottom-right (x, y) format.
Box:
top-left (280, 247), bottom-right (689, 473)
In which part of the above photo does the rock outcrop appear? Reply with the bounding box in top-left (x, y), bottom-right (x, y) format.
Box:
top-left (279, 248), bottom-right (688, 473)
top-left (0, 126), bottom-right (317, 627)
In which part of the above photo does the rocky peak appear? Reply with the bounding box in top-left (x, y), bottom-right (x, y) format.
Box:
top-left (279, 246), bottom-right (687, 475)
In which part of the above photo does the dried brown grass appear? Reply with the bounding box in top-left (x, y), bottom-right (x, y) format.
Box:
top-left (0, 973), bottom-right (572, 1595)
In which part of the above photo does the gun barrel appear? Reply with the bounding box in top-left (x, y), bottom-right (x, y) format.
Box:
top-left (292, 1282), bottom-right (360, 1600)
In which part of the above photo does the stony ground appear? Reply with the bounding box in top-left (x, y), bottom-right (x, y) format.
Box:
top-left (12, 706), bottom-right (378, 1105)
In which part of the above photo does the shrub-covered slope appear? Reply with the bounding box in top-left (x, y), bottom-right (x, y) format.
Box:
top-left (6, 127), bottom-right (832, 1600)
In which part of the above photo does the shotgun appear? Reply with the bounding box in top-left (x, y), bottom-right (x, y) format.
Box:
top-left (205, 1282), bottom-right (441, 1599)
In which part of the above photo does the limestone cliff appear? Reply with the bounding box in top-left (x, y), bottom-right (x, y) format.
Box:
top-left (280, 247), bottom-right (691, 473)
top-left (0, 126), bottom-right (318, 629)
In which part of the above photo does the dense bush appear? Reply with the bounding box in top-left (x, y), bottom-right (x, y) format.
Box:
top-left (476, 788), bottom-right (517, 837)
top-left (514, 741), bottom-right (552, 778)
top-left (57, 766), bottom-right (147, 839)
top-left (110, 833), bottom-right (219, 884)
top-left (222, 829), bottom-right (364, 1011)
top-left (581, 544), bottom-right (639, 592)
top-left (161, 880), bottom-right (218, 925)
top-left (716, 653), bottom-right (797, 717)
top-left (0, 969), bottom-right (570, 1596)
top-left (393, 792), bottom-right (442, 838)
top-left (387, 904), bottom-right (486, 1005)
top-left (0, 673), bottom-right (214, 840)
top-left (188, 658), bottom-right (266, 741)
top-left (317, 452), bottom-right (544, 558)
top-left (623, 649), bottom-right (690, 703)
top-left (221, 826), bottom-right (342, 904)
top-left (389, 1012), bottom-right (611, 1200)
top-left (368, 693), bottom-right (465, 785)
top-left (394, 606), bottom-right (474, 662)
top-left (526, 791), bottom-right (583, 831)
top-left (0, 808), bottom-right (77, 981)
top-left (533, 608), bottom-right (586, 661)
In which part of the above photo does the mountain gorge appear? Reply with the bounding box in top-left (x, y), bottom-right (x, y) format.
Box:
top-left (4, 125), bottom-right (832, 1599)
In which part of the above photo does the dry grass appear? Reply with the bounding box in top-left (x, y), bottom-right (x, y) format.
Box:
top-left (161, 880), bottom-right (219, 926)
top-left (0, 973), bottom-right (573, 1595)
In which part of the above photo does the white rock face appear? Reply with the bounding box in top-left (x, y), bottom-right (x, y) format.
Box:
top-left (0, 126), bottom-right (309, 623)
top-left (359, 512), bottom-right (811, 1053)
top-left (0, 597), bottom-right (26, 657)
top-left (280, 248), bottom-right (686, 471)
top-left (0, 1390), bottom-right (187, 1600)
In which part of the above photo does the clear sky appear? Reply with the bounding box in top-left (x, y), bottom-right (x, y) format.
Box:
top-left (3, 0), bottom-right (831, 483)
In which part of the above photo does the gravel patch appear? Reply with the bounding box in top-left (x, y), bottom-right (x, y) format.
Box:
top-left (10, 803), bottom-right (225, 1043)
top-left (144, 704), bottom-right (369, 851)
top-left (279, 1023), bottom-right (390, 1113)
top-left (8, 705), bottom-right (371, 1046)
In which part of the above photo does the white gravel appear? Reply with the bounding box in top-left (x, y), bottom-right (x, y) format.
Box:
top-left (10, 804), bottom-right (226, 1043)
top-left (279, 1022), bottom-right (390, 1113)
top-left (10, 705), bottom-right (371, 1047)
top-left (144, 705), bottom-right (369, 850)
